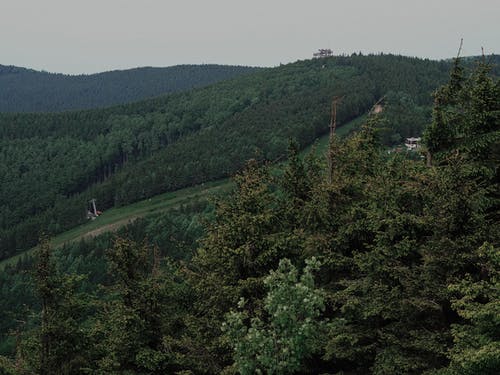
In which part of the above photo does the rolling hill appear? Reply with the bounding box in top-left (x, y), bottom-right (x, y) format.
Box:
top-left (0, 113), bottom-right (366, 271)
top-left (0, 64), bottom-right (260, 112)
top-left (0, 54), bottom-right (455, 261)
top-left (0, 54), bottom-right (497, 372)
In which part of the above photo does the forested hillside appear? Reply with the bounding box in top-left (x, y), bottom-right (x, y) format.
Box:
top-left (0, 57), bottom-right (497, 374)
top-left (0, 64), bottom-right (259, 112)
top-left (0, 54), bottom-right (456, 261)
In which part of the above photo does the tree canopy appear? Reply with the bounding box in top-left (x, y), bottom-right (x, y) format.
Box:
top-left (0, 54), bottom-right (498, 374)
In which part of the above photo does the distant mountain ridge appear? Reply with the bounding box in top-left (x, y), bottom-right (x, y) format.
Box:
top-left (0, 64), bottom-right (261, 112)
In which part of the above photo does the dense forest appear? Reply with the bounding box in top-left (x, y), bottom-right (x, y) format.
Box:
top-left (0, 54), bottom-right (457, 261)
top-left (0, 57), bottom-right (498, 374)
top-left (0, 64), bottom-right (259, 112)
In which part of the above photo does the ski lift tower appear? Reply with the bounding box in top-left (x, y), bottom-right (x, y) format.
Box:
top-left (87, 198), bottom-right (99, 220)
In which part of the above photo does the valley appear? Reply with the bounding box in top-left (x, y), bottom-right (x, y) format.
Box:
top-left (0, 111), bottom-right (365, 270)
top-left (0, 54), bottom-right (452, 262)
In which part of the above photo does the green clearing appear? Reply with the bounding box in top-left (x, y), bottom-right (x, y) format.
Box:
top-left (302, 114), bottom-right (367, 157)
top-left (0, 179), bottom-right (231, 270)
top-left (0, 115), bottom-right (365, 270)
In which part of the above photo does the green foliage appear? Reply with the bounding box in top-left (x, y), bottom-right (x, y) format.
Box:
top-left (0, 64), bottom-right (259, 112)
top-left (445, 243), bottom-right (500, 374)
top-left (376, 91), bottom-right (431, 146)
top-left (0, 204), bottom-right (207, 358)
top-left (0, 356), bottom-right (16, 375)
top-left (424, 57), bottom-right (500, 167)
top-left (0, 54), bottom-right (451, 261)
top-left (223, 257), bottom-right (326, 375)
top-left (16, 236), bottom-right (90, 374)
top-left (92, 237), bottom-right (191, 374)
top-left (0, 52), bottom-right (498, 375)
top-left (185, 161), bottom-right (281, 372)
top-left (320, 128), bottom-right (497, 373)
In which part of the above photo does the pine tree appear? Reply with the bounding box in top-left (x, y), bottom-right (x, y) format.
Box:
top-left (18, 235), bottom-right (89, 374)
top-left (185, 160), bottom-right (279, 372)
top-left (445, 243), bottom-right (500, 374)
top-left (94, 237), bottom-right (186, 374)
top-left (282, 140), bottom-right (309, 202)
top-left (424, 56), bottom-right (500, 167)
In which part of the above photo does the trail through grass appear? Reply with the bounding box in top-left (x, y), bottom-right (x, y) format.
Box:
top-left (0, 179), bottom-right (230, 270)
top-left (0, 115), bottom-right (366, 270)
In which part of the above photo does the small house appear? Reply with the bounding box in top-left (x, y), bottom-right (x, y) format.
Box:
top-left (404, 137), bottom-right (421, 151)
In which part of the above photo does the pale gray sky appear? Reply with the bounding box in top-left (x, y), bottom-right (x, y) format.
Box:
top-left (1, 0), bottom-right (499, 74)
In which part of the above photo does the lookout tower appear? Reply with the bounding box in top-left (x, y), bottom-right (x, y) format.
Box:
top-left (313, 49), bottom-right (333, 58)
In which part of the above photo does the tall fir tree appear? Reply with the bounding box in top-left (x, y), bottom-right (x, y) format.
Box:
top-left (94, 237), bottom-right (186, 374)
top-left (17, 235), bottom-right (90, 374)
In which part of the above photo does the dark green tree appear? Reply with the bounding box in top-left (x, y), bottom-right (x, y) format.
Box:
top-left (17, 235), bottom-right (89, 374)
top-left (94, 237), bottom-right (188, 374)
top-left (424, 57), bottom-right (499, 167)
top-left (445, 242), bottom-right (500, 374)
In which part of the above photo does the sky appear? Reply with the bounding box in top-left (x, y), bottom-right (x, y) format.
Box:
top-left (1, 0), bottom-right (499, 74)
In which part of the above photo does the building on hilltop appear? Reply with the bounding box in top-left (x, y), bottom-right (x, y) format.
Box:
top-left (313, 49), bottom-right (333, 58)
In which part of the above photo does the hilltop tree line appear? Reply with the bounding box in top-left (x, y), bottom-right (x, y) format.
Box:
top-left (0, 57), bottom-right (498, 374)
top-left (0, 64), bottom-right (260, 113)
top-left (0, 54), bottom-right (453, 261)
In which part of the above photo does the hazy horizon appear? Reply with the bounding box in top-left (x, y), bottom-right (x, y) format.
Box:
top-left (2, 0), bottom-right (499, 75)
top-left (2, 52), bottom-right (498, 76)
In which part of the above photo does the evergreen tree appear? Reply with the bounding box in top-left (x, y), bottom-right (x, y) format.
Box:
top-left (94, 237), bottom-right (187, 374)
top-left (445, 243), bottom-right (500, 374)
top-left (282, 140), bottom-right (310, 202)
top-left (18, 235), bottom-right (89, 374)
top-left (424, 57), bottom-right (500, 167)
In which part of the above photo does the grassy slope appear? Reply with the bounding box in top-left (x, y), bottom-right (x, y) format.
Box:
top-left (302, 114), bottom-right (367, 156)
top-left (0, 115), bottom-right (365, 270)
top-left (0, 179), bottom-right (231, 270)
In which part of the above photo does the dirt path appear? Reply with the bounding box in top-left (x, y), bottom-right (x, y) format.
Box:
top-left (78, 216), bottom-right (140, 241)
